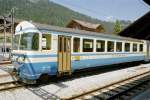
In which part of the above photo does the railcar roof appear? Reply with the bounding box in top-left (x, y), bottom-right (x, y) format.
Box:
top-left (33, 22), bottom-right (143, 42)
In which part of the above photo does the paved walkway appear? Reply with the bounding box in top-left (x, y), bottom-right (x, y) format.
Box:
top-left (0, 64), bottom-right (16, 83)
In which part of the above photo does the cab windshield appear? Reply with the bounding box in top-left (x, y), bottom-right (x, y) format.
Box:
top-left (13, 33), bottom-right (39, 50)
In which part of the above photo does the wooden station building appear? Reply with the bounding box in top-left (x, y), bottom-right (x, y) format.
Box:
top-left (66, 19), bottom-right (105, 33)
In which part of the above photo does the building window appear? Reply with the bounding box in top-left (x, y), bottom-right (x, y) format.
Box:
top-left (96, 40), bottom-right (105, 52)
top-left (42, 34), bottom-right (51, 50)
top-left (125, 43), bottom-right (130, 52)
top-left (73, 37), bottom-right (80, 52)
top-left (116, 42), bottom-right (122, 52)
top-left (133, 43), bottom-right (137, 52)
top-left (83, 39), bottom-right (93, 52)
top-left (2, 48), bottom-right (10, 52)
top-left (139, 44), bottom-right (143, 52)
top-left (107, 41), bottom-right (114, 52)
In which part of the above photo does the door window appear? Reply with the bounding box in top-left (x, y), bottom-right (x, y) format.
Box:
top-left (42, 34), bottom-right (51, 50)
top-left (73, 37), bottom-right (80, 52)
top-left (96, 40), bottom-right (105, 52)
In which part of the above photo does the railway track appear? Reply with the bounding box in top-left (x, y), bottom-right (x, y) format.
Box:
top-left (0, 81), bottom-right (23, 91)
top-left (0, 61), bottom-right (12, 65)
top-left (66, 71), bottom-right (150, 100)
top-left (0, 72), bottom-right (23, 92)
top-left (0, 72), bottom-right (16, 78)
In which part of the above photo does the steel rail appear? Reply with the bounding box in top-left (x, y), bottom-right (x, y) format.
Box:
top-left (0, 81), bottom-right (23, 92)
top-left (64, 70), bottom-right (150, 100)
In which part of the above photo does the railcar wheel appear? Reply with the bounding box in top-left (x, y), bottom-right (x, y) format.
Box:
top-left (38, 74), bottom-right (50, 84)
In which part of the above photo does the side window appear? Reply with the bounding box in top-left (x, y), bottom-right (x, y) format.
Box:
top-left (83, 39), bottom-right (93, 52)
top-left (20, 34), bottom-right (28, 50)
top-left (73, 37), bottom-right (80, 52)
top-left (32, 34), bottom-right (39, 50)
top-left (96, 40), bottom-right (105, 52)
top-left (139, 44), bottom-right (143, 52)
top-left (133, 43), bottom-right (137, 52)
top-left (42, 34), bottom-right (51, 50)
top-left (125, 43), bottom-right (130, 52)
top-left (116, 42), bottom-right (122, 52)
top-left (107, 41), bottom-right (114, 52)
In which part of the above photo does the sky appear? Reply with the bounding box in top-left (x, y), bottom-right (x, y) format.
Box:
top-left (49, 0), bottom-right (150, 22)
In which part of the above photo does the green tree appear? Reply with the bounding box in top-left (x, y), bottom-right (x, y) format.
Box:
top-left (113, 20), bottom-right (122, 34)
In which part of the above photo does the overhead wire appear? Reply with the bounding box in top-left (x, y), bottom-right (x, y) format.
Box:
top-left (138, 0), bottom-right (150, 9)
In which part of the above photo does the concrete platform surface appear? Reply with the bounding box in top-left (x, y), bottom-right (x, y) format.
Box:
top-left (0, 63), bottom-right (149, 100)
top-left (0, 64), bottom-right (16, 83)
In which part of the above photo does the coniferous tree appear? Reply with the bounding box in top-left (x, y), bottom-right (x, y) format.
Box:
top-left (114, 20), bottom-right (122, 34)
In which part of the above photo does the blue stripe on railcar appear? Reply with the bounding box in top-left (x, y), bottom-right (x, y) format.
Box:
top-left (18, 62), bottom-right (57, 80)
top-left (17, 55), bottom-right (145, 80)
top-left (12, 53), bottom-right (144, 58)
top-left (72, 55), bottom-right (145, 70)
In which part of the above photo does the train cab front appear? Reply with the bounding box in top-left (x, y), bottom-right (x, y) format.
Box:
top-left (11, 32), bottom-right (40, 84)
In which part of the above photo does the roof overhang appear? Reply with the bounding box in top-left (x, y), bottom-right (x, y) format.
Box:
top-left (143, 0), bottom-right (150, 6)
top-left (119, 11), bottom-right (150, 40)
top-left (119, 0), bottom-right (150, 40)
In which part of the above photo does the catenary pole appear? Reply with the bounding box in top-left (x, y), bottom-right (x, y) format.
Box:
top-left (11, 8), bottom-right (14, 54)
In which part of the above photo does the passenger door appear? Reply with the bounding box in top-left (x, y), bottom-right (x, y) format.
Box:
top-left (145, 41), bottom-right (150, 61)
top-left (58, 35), bottom-right (71, 76)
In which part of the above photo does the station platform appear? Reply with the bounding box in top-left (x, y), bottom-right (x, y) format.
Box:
top-left (0, 63), bottom-right (149, 100)
top-left (0, 64), bottom-right (16, 83)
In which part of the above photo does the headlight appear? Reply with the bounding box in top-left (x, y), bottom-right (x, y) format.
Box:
top-left (17, 56), bottom-right (26, 62)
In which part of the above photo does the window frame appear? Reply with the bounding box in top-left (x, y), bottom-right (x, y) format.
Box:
top-left (96, 40), bottom-right (105, 52)
top-left (133, 43), bottom-right (138, 52)
top-left (19, 33), bottom-right (39, 51)
top-left (124, 42), bottom-right (130, 52)
top-left (116, 41), bottom-right (122, 52)
top-left (139, 44), bottom-right (143, 52)
top-left (107, 41), bottom-right (115, 52)
top-left (73, 37), bottom-right (80, 53)
top-left (41, 33), bottom-right (52, 51)
top-left (82, 38), bottom-right (94, 52)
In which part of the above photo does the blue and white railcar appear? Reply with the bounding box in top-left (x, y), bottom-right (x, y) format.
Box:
top-left (11, 21), bottom-right (150, 83)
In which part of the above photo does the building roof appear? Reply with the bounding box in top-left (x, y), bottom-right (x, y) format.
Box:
top-left (119, 0), bottom-right (150, 40)
top-left (119, 11), bottom-right (150, 40)
top-left (0, 16), bottom-right (21, 24)
top-left (143, 0), bottom-right (150, 5)
top-left (0, 16), bottom-right (22, 32)
top-left (70, 19), bottom-right (102, 29)
top-left (66, 19), bottom-right (105, 33)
